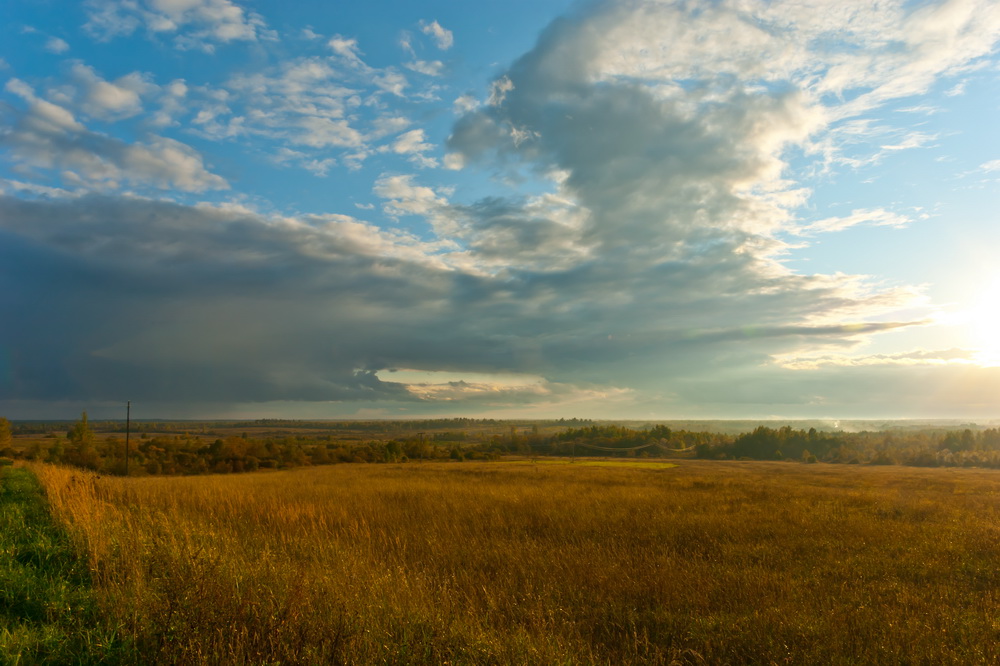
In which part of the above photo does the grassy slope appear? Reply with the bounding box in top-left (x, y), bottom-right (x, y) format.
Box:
top-left (28, 460), bottom-right (1000, 664)
top-left (0, 466), bottom-right (131, 665)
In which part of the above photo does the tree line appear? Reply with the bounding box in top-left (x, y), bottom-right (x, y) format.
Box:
top-left (480, 422), bottom-right (1000, 467)
top-left (0, 412), bottom-right (507, 475)
top-left (6, 414), bottom-right (1000, 475)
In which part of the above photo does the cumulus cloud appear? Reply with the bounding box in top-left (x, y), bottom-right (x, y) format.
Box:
top-left (84, 0), bottom-right (270, 51)
top-left (2, 78), bottom-right (227, 191)
top-left (444, 0), bottom-right (1000, 275)
top-left (374, 173), bottom-right (448, 218)
top-left (68, 62), bottom-right (152, 120)
top-left (387, 129), bottom-right (438, 168)
top-left (149, 79), bottom-right (189, 127)
top-left (431, 0), bottom-right (1000, 406)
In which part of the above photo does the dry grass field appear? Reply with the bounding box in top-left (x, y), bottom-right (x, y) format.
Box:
top-left (27, 459), bottom-right (1000, 664)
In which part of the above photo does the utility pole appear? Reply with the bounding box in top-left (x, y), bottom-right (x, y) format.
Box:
top-left (125, 401), bottom-right (130, 476)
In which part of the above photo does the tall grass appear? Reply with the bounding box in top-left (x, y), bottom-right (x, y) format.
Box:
top-left (0, 466), bottom-right (131, 664)
top-left (29, 460), bottom-right (1000, 664)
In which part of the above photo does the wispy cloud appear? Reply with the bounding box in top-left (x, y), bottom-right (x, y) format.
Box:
top-left (801, 208), bottom-right (913, 234)
top-left (44, 36), bottom-right (70, 54)
top-left (419, 20), bottom-right (453, 50)
top-left (774, 348), bottom-right (976, 370)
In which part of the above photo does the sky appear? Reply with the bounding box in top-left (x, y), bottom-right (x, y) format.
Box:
top-left (1, 0), bottom-right (1000, 421)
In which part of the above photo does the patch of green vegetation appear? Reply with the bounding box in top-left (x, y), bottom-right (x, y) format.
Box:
top-left (0, 467), bottom-right (132, 665)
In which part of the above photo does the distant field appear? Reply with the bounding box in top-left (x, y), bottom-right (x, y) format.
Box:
top-left (511, 459), bottom-right (677, 469)
top-left (27, 459), bottom-right (1000, 664)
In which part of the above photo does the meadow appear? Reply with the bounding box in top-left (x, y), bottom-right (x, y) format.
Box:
top-left (17, 459), bottom-right (1000, 664)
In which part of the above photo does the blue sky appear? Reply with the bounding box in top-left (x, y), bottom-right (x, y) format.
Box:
top-left (1, 0), bottom-right (999, 420)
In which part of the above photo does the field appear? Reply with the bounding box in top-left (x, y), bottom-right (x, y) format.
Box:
top-left (12, 459), bottom-right (1000, 664)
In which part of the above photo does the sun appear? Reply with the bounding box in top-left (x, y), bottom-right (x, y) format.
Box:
top-left (964, 277), bottom-right (1000, 366)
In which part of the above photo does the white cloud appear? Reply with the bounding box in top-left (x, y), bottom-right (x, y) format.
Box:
top-left (443, 152), bottom-right (465, 170)
top-left (773, 348), bottom-right (976, 370)
top-left (440, 0), bottom-right (963, 377)
top-left (419, 20), bottom-right (453, 50)
top-left (385, 129), bottom-right (438, 168)
top-left (453, 95), bottom-right (479, 114)
top-left (802, 208), bottom-right (913, 234)
top-left (84, 0), bottom-right (269, 51)
top-left (69, 62), bottom-right (151, 120)
top-left (328, 35), bottom-right (365, 66)
top-left (374, 173), bottom-right (448, 218)
top-left (212, 58), bottom-right (364, 150)
top-left (0, 178), bottom-right (82, 199)
top-left (301, 157), bottom-right (338, 177)
top-left (879, 131), bottom-right (938, 154)
top-left (45, 37), bottom-right (70, 54)
top-left (5, 78), bottom-right (83, 131)
top-left (399, 31), bottom-right (415, 57)
top-left (149, 78), bottom-right (189, 126)
top-left (180, 39), bottom-right (440, 172)
top-left (373, 70), bottom-right (408, 97)
top-left (946, 81), bottom-right (967, 96)
top-left (2, 79), bottom-right (227, 192)
top-left (82, 2), bottom-right (142, 40)
top-left (392, 129), bottom-right (432, 154)
top-left (487, 76), bottom-right (513, 107)
top-left (404, 60), bottom-right (444, 77)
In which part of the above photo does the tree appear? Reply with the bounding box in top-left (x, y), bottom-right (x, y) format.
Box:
top-left (0, 417), bottom-right (11, 447)
top-left (66, 412), bottom-right (100, 470)
top-left (68, 411), bottom-right (95, 445)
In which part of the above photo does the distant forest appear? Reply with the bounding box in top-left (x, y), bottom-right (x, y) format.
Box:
top-left (3, 415), bottom-right (1000, 476)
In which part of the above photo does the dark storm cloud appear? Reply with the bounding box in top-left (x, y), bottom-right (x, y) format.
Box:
top-left (0, 195), bottom-right (431, 403)
top-left (0, 190), bottom-right (916, 412)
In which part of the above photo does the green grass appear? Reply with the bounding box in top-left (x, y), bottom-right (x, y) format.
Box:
top-left (0, 466), bottom-right (131, 665)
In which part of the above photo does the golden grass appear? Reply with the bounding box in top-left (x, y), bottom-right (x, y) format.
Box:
top-left (29, 460), bottom-right (1000, 664)
top-left (511, 459), bottom-right (677, 469)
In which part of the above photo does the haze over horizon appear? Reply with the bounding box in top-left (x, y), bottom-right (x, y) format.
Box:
top-left (2, 0), bottom-right (1000, 421)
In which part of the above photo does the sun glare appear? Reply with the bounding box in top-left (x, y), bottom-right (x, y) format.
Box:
top-left (965, 277), bottom-right (1000, 366)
